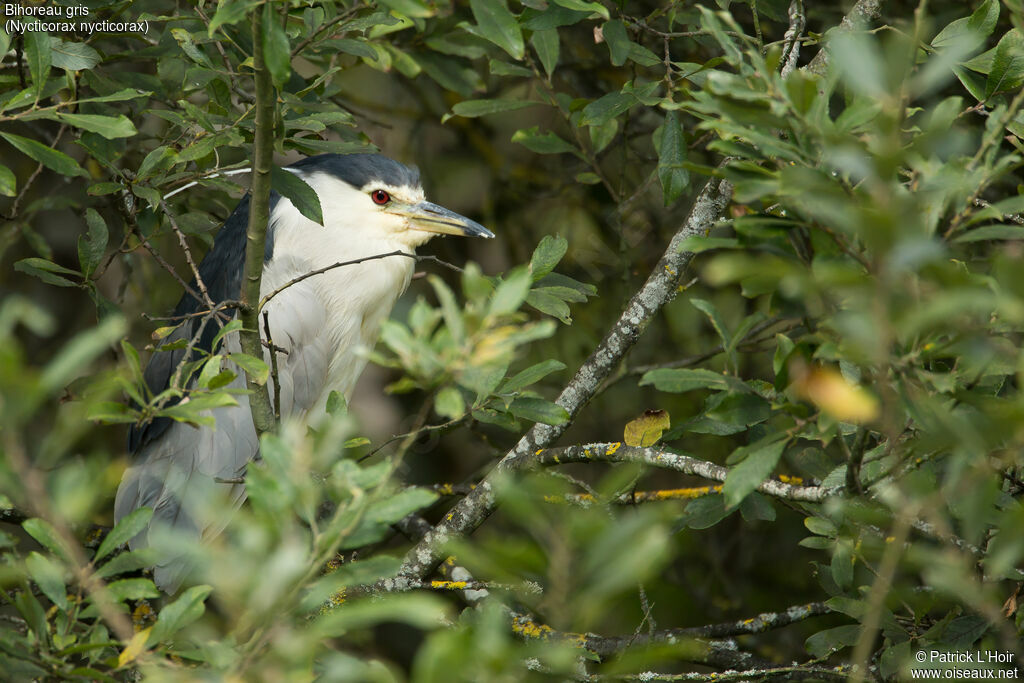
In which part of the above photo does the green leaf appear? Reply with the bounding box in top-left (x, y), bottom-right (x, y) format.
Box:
top-left (954, 225), bottom-right (1024, 242)
top-left (341, 488), bottom-right (440, 549)
top-left (209, 0), bottom-right (258, 35)
top-left (49, 39), bottom-right (101, 71)
top-left (262, 3), bottom-right (292, 87)
top-left (428, 275), bottom-right (465, 345)
top-left (511, 126), bottom-right (581, 156)
top-left (94, 507), bottom-right (152, 563)
top-left (581, 91), bottom-right (635, 128)
top-left (0, 164), bottom-right (15, 197)
top-left (56, 113), bottom-right (136, 139)
top-left (531, 29), bottom-right (559, 77)
top-left (624, 409), bottom-right (671, 447)
top-left (722, 436), bottom-right (788, 509)
top-left (211, 319), bottom-right (243, 352)
top-left (690, 298), bottom-right (731, 347)
top-left (641, 368), bottom-right (750, 393)
top-left (41, 316), bottom-right (126, 395)
top-left (602, 20), bottom-right (630, 66)
top-left (831, 538), bottom-right (854, 589)
top-left (95, 549), bottom-right (158, 580)
top-left (657, 111), bottom-right (689, 205)
top-left (682, 495), bottom-right (732, 529)
top-left (271, 165), bottom-right (324, 225)
top-left (449, 98), bottom-right (536, 119)
top-left (87, 181), bottom-right (122, 196)
top-left (24, 32), bottom-right (51, 99)
top-left (805, 625), bottom-right (860, 658)
top-left (25, 551), bottom-right (68, 613)
top-left (314, 593), bottom-right (448, 637)
top-left (415, 52), bottom-right (483, 97)
top-left (508, 396), bottom-right (569, 425)
top-left (135, 145), bottom-right (178, 180)
top-left (231, 353), bottom-right (271, 385)
top-left (15, 257), bottom-right (82, 288)
top-left (500, 359), bottom-right (566, 394)
top-left (435, 386), bottom-right (465, 420)
top-left (171, 28), bottom-right (213, 67)
top-left (106, 578), bottom-right (160, 603)
top-left (148, 585), bottom-right (213, 644)
top-left (78, 209), bottom-right (109, 278)
top-left (589, 117), bottom-right (618, 154)
top-left (986, 29), bottom-right (1024, 97)
top-left (489, 59), bottom-right (534, 77)
top-left (529, 235), bottom-right (568, 281)
top-left (378, 0), bottom-right (435, 18)
top-left (488, 267), bottom-right (532, 317)
top-left (526, 289), bottom-right (571, 323)
top-left (550, 0), bottom-right (609, 20)
top-left (522, 5), bottom-right (590, 30)
top-left (932, 0), bottom-right (999, 51)
top-left (0, 132), bottom-right (89, 178)
top-left (470, 0), bottom-right (524, 59)
top-left (22, 518), bottom-right (72, 563)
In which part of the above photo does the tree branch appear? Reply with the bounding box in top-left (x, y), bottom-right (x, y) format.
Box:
top-left (397, 174), bottom-right (734, 582)
top-left (537, 444), bottom-right (835, 503)
top-left (779, 0), bottom-right (805, 78)
top-left (239, 6), bottom-right (277, 436)
top-left (805, 0), bottom-right (885, 76)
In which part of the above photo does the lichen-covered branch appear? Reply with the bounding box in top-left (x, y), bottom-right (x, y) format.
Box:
top-left (238, 7), bottom-right (277, 436)
top-left (397, 175), bottom-right (734, 581)
top-left (780, 0), bottom-right (805, 78)
top-left (806, 0), bottom-right (885, 76)
top-left (538, 443), bottom-right (836, 503)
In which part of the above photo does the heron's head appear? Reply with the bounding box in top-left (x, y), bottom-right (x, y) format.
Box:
top-left (283, 153), bottom-right (494, 249)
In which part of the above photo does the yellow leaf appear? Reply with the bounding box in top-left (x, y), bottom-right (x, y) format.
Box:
top-left (792, 364), bottom-right (878, 424)
top-left (624, 409), bottom-right (671, 447)
top-left (118, 626), bottom-right (152, 667)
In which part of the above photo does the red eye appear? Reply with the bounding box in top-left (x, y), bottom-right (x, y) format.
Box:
top-left (371, 189), bottom-right (390, 205)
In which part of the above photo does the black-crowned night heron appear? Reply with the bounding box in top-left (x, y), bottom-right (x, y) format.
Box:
top-left (115, 153), bottom-right (493, 591)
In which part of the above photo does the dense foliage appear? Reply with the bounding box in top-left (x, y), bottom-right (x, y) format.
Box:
top-left (2, 0), bottom-right (1024, 680)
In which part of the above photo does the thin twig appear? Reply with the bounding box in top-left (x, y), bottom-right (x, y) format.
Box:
top-left (263, 311), bottom-right (282, 421)
top-left (161, 199), bottom-right (216, 310)
top-left (258, 251), bottom-right (462, 313)
top-left (2, 124), bottom-right (67, 221)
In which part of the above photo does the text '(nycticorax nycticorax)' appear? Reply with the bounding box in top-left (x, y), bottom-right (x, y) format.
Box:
top-left (115, 153), bottom-right (493, 591)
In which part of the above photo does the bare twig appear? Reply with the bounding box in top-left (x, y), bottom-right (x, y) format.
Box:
top-left (136, 233), bottom-right (206, 309)
top-left (263, 311), bottom-right (282, 421)
top-left (258, 251), bottom-right (462, 313)
top-left (160, 199), bottom-right (216, 310)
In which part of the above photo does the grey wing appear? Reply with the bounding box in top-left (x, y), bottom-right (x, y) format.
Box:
top-left (114, 260), bottom-right (333, 592)
top-left (114, 364), bottom-right (257, 592)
